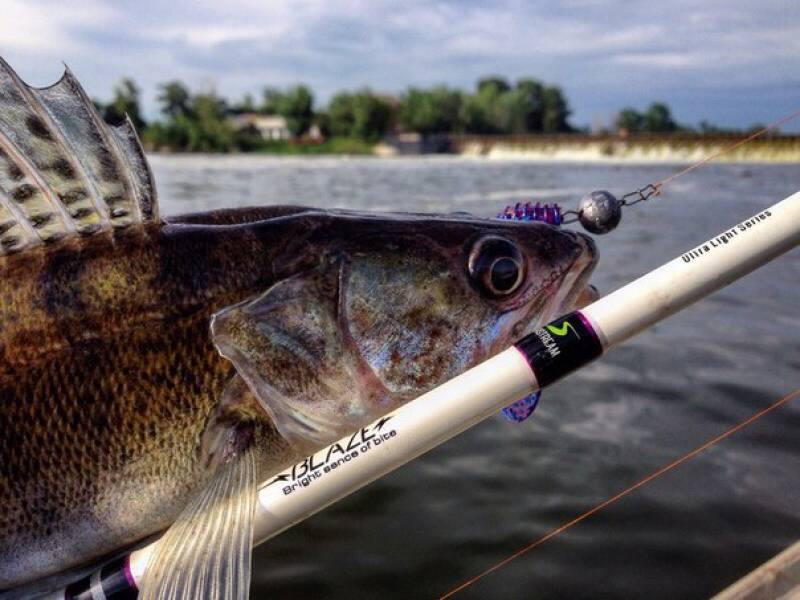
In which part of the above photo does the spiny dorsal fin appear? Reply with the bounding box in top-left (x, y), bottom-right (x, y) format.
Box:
top-left (0, 58), bottom-right (158, 254)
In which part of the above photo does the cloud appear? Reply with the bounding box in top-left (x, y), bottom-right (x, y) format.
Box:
top-left (1, 0), bottom-right (798, 129)
top-left (0, 0), bottom-right (114, 55)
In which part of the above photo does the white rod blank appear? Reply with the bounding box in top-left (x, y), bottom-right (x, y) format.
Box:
top-left (583, 192), bottom-right (800, 349)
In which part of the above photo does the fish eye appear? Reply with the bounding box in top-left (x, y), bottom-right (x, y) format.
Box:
top-left (468, 236), bottom-right (525, 297)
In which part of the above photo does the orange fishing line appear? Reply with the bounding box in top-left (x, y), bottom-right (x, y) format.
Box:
top-left (653, 109), bottom-right (800, 192)
top-left (439, 388), bottom-right (800, 599)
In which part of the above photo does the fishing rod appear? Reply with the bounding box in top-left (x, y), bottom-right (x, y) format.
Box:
top-left (77, 188), bottom-right (790, 596)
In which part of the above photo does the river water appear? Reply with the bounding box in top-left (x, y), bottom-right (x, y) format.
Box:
top-left (151, 155), bottom-right (800, 599)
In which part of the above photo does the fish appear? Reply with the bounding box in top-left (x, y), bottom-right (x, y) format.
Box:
top-left (0, 59), bottom-right (598, 599)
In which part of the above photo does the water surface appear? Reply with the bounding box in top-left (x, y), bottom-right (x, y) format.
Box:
top-left (152, 155), bottom-right (800, 599)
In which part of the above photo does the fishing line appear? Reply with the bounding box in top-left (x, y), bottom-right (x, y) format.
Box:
top-left (654, 108), bottom-right (800, 189)
top-left (497, 108), bottom-right (800, 418)
top-left (595, 107), bottom-right (800, 217)
top-left (439, 387), bottom-right (800, 599)
top-left (498, 108), bottom-right (800, 234)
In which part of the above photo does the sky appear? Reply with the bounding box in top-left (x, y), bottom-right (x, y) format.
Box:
top-left (1, 0), bottom-right (799, 130)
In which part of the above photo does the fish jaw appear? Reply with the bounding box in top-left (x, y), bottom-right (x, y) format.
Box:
top-left (515, 229), bottom-right (598, 338)
top-left (547, 230), bottom-right (598, 319)
top-left (575, 284), bottom-right (600, 310)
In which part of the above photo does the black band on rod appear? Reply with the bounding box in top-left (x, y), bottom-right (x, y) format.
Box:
top-left (515, 311), bottom-right (604, 387)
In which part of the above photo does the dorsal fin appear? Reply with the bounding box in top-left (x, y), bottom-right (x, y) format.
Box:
top-left (0, 58), bottom-right (158, 254)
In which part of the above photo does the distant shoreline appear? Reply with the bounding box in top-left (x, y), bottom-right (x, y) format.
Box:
top-left (446, 133), bottom-right (800, 163)
top-left (146, 133), bottom-right (800, 163)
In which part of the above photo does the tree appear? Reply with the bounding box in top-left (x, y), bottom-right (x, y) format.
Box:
top-left (313, 110), bottom-right (331, 138)
top-left (328, 93), bottom-right (356, 137)
top-left (643, 102), bottom-right (677, 132)
top-left (459, 76), bottom-right (556, 135)
top-left (146, 87), bottom-right (234, 152)
top-left (515, 78), bottom-right (544, 132)
top-left (460, 79), bottom-right (507, 134)
top-left (103, 78), bottom-right (146, 131)
top-left (278, 85), bottom-right (314, 136)
top-left (261, 87), bottom-right (283, 115)
top-left (459, 93), bottom-right (494, 134)
top-left (541, 85), bottom-right (571, 133)
top-left (185, 92), bottom-right (233, 152)
top-left (157, 81), bottom-right (191, 119)
top-left (351, 92), bottom-right (392, 141)
top-left (328, 91), bottom-right (392, 141)
top-left (616, 107), bottom-right (643, 133)
top-left (477, 76), bottom-right (511, 96)
top-left (398, 86), bottom-right (462, 134)
top-left (495, 81), bottom-right (547, 134)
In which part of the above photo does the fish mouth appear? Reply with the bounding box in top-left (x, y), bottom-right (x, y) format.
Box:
top-left (522, 230), bottom-right (598, 337)
top-left (552, 230), bottom-right (598, 315)
top-left (575, 284), bottom-right (599, 310)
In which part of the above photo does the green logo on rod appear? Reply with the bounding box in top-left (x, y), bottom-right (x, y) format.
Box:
top-left (545, 321), bottom-right (580, 339)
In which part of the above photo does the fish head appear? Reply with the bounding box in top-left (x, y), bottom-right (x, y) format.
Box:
top-left (211, 211), bottom-right (597, 449)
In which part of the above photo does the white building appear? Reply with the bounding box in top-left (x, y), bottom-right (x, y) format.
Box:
top-left (229, 113), bottom-right (291, 140)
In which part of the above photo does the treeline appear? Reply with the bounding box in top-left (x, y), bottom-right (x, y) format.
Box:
top-left (92, 77), bottom-right (757, 153)
top-left (615, 103), bottom-right (679, 133)
top-left (93, 75), bottom-right (574, 152)
top-left (611, 102), bottom-right (768, 135)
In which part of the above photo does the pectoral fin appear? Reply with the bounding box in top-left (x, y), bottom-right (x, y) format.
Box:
top-left (138, 441), bottom-right (256, 600)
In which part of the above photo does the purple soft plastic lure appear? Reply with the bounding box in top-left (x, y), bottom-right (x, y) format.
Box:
top-left (497, 202), bottom-right (562, 423)
top-left (501, 390), bottom-right (541, 422)
top-left (497, 201), bottom-right (563, 226)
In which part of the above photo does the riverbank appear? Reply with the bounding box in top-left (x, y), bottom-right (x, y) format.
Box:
top-left (450, 133), bottom-right (800, 163)
top-left (218, 136), bottom-right (376, 156)
top-left (147, 133), bottom-right (800, 162)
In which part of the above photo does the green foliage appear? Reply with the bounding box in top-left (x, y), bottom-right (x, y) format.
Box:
top-left (398, 86), bottom-right (462, 134)
top-left (643, 102), bottom-right (677, 133)
top-left (328, 91), bottom-right (392, 141)
top-left (105, 72), bottom-right (734, 155)
top-left (514, 79), bottom-right (544, 132)
top-left (101, 78), bottom-right (146, 130)
top-left (157, 81), bottom-right (191, 118)
top-left (500, 83), bottom-right (544, 134)
top-left (277, 85), bottom-right (314, 137)
top-left (261, 87), bottom-right (283, 115)
top-left (615, 102), bottom-right (679, 133)
top-left (145, 85), bottom-right (235, 152)
top-left (616, 107), bottom-right (644, 132)
top-left (459, 80), bottom-right (506, 134)
top-left (541, 86), bottom-right (571, 133)
top-left (477, 76), bottom-right (511, 95)
top-left (459, 93), bottom-right (495, 134)
top-left (458, 77), bottom-right (569, 134)
top-left (186, 93), bottom-right (234, 151)
top-left (234, 136), bottom-right (374, 155)
top-left (328, 93), bottom-right (356, 137)
top-left (314, 111), bottom-right (331, 138)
